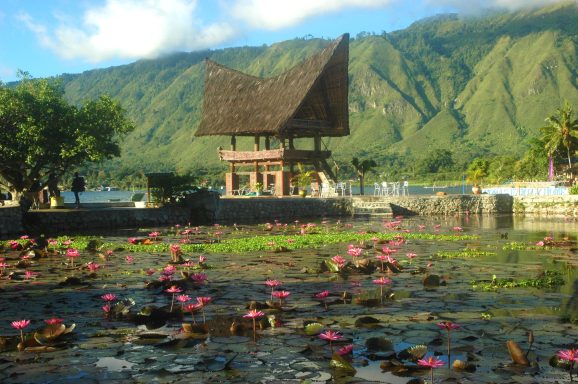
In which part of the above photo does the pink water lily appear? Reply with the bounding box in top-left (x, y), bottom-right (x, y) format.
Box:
top-left (373, 276), bottom-right (392, 304)
top-left (244, 309), bottom-right (265, 342)
top-left (418, 356), bottom-right (445, 383)
top-left (86, 262), bottom-right (100, 273)
top-left (265, 279), bottom-right (282, 300)
top-left (184, 302), bottom-right (203, 324)
top-left (44, 317), bottom-right (64, 325)
top-left (272, 290), bottom-right (290, 305)
top-left (165, 285), bottom-right (183, 312)
top-left (331, 255), bottom-right (346, 271)
top-left (347, 245), bottom-right (363, 258)
top-left (101, 293), bottom-right (117, 302)
top-left (190, 273), bottom-right (208, 284)
top-left (558, 349), bottom-right (578, 381)
top-left (11, 319), bottom-right (30, 344)
top-left (148, 231), bottom-right (161, 240)
top-left (319, 330), bottom-right (343, 352)
top-left (315, 290), bottom-right (330, 310)
top-left (438, 321), bottom-right (460, 367)
top-left (66, 248), bottom-right (80, 268)
top-left (196, 296), bottom-right (212, 323)
top-left (337, 344), bottom-right (354, 356)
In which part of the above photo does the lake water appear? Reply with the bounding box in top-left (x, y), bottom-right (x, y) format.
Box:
top-left (62, 184), bottom-right (468, 203)
top-left (2, 215), bottom-right (574, 383)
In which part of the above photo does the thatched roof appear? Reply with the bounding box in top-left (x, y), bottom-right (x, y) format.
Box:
top-left (195, 34), bottom-right (349, 138)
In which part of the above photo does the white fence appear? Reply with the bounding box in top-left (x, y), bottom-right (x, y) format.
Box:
top-left (483, 185), bottom-right (568, 196)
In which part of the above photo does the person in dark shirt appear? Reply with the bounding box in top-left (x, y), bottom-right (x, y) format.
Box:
top-left (71, 172), bottom-right (85, 208)
top-left (47, 174), bottom-right (60, 198)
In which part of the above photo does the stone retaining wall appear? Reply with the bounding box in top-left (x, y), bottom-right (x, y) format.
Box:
top-left (353, 194), bottom-right (513, 216)
top-left (2, 193), bottom-right (578, 238)
top-left (0, 203), bottom-right (23, 238)
top-left (23, 206), bottom-right (190, 236)
top-left (215, 197), bottom-right (353, 223)
top-left (513, 195), bottom-right (578, 216)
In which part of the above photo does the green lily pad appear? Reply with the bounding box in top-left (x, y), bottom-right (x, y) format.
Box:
top-left (304, 322), bottom-right (324, 336)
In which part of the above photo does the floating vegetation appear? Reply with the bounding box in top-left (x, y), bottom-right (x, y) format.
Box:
top-left (471, 270), bottom-right (565, 291)
top-left (502, 242), bottom-right (546, 251)
top-left (5, 231), bottom-right (477, 254)
top-left (436, 248), bottom-right (496, 258)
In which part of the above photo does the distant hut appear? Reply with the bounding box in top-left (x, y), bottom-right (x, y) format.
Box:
top-left (195, 34), bottom-right (350, 196)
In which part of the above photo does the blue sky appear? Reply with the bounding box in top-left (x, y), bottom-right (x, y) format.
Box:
top-left (0, 0), bottom-right (567, 82)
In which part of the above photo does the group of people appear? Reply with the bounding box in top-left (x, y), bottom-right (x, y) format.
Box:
top-left (24, 172), bottom-right (85, 209)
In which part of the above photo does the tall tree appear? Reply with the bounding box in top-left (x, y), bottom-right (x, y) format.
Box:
top-left (351, 157), bottom-right (377, 195)
top-left (0, 75), bottom-right (134, 198)
top-left (540, 101), bottom-right (578, 177)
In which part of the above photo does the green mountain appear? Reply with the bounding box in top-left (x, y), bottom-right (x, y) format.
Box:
top-left (59, 2), bottom-right (578, 185)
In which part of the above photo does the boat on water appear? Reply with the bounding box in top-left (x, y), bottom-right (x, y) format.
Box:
top-left (96, 186), bottom-right (120, 192)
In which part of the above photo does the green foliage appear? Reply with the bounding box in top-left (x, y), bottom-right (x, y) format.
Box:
top-left (292, 163), bottom-right (315, 189)
top-left (436, 248), bottom-right (496, 258)
top-left (466, 158), bottom-right (490, 186)
top-left (471, 270), bottom-right (564, 291)
top-left (20, 230), bottom-right (476, 255)
top-left (351, 157), bottom-right (377, 195)
top-left (147, 173), bottom-right (196, 204)
top-left (0, 76), bottom-right (134, 194)
top-left (416, 149), bottom-right (454, 174)
top-left (570, 185), bottom-right (578, 195)
top-left (540, 101), bottom-right (578, 172)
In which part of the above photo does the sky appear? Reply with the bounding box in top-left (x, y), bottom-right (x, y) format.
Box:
top-left (0, 0), bottom-right (570, 82)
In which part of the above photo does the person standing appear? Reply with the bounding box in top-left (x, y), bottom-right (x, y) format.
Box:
top-left (47, 174), bottom-right (60, 198)
top-left (71, 172), bottom-right (85, 208)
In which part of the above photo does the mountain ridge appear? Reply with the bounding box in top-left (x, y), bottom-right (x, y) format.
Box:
top-left (57, 2), bottom-right (577, 183)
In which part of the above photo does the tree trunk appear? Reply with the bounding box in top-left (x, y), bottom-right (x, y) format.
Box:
top-left (568, 147), bottom-right (573, 178)
top-left (359, 172), bottom-right (365, 195)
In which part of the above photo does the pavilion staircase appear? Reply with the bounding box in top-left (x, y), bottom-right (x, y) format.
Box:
top-left (351, 197), bottom-right (393, 216)
top-left (314, 161), bottom-right (337, 183)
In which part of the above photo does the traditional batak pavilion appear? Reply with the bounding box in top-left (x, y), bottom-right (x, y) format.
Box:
top-left (195, 34), bottom-right (350, 196)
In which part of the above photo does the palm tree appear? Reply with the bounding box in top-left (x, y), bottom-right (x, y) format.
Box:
top-left (540, 101), bottom-right (578, 177)
top-left (351, 157), bottom-right (377, 195)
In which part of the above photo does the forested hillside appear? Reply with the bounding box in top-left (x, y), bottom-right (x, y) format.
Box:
top-left (59, 2), bottom-right (578, 187)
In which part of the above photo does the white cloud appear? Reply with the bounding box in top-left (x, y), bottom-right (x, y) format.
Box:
top-left (423, 0), bottom-right (573, 12)
top-left (229, 0), bottom-right (396, 30)
top-left (18, 0), bottom-right (236, 63)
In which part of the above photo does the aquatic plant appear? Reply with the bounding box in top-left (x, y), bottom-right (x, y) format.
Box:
top-left (471, 270), bottom-right (564, 291)
top-left (372, 276), bottom-right (392, 304)
top-left (244, 309), bottom-right (265, 342)
top-left (272, 290), bottom-right (290, 306)
top-left (557, 348), bottom-right (578, 381)
top-left (165, 285), bottom-right (183, 312)
top-left (337, 344), bottom-right (354, 356)
top-left (315, 290), bottom-right (330, 310)
top-left (436, 248), bottom-right (496, 258)
top-left (184, 302), bottom-right (202, 324)
top-left (65, 248), bottom-right (80, 268)
top-left (176, 294), bottom-right (191, 311)
top-left (319, 330), bottom-right (343, 353)
top-left (265, 279), bottom-right (282, 301)
top-left (55, 231), bottom-right (476, 255)
top-left (11, 319), bottom-right (30, 345)
top-left (418, 356), bottom-right (445, 383)
top-left (196, 296), bottom-right (212, 323)
top-left (437, 321), bottom-right (460, 367)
